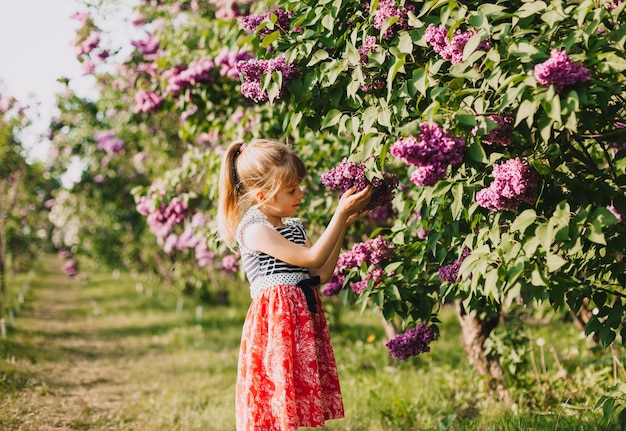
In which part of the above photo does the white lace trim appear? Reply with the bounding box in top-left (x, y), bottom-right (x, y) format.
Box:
top-left (250, 273), bottom-right (311, 299)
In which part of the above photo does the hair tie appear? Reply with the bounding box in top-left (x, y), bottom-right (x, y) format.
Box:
top-left (240, 142), bottom-right (248, 152)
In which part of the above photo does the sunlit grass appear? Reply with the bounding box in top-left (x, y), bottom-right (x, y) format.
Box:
top-left (0, 255), bottom-right (620, 430)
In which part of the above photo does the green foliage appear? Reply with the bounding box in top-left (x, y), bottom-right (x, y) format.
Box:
top-left (46, 0), bottom-right (626, 394)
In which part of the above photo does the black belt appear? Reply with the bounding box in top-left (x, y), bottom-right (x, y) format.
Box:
top-left (296, 276), bottom-right (321, 313)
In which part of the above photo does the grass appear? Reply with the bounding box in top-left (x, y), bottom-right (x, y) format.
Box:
top-left (0, 255), bottom-right (621, 430)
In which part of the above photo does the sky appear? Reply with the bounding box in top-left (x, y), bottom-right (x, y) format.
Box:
top-left (0, 0), bottom-right (137, 182)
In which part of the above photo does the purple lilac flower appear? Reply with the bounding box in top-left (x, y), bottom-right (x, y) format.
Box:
top-left (607, 203), bottom-right (623, 222)
top-left (534, 49), bottom-right (591, 93)
top-left (131, 32), bottom-right (160, 56)
top-left (76, 31), bottom-right (100, 57)
top-left (369, 203), bottom-right (396, 223)
top-left (322, 273), bottom-right (345, 296)
top-left (215, 48), bottom-right (253, 79)
top-left (164, 59), bottom-right (214, 96)
top-left (324, 236), bottom-right (394, 296)
top-left (476, 157), bottom-right (539, 212)
top-left (237, 55), bottom-right (296, 103)
top-left (483, 114), bottom-right (513, 146)
top-left (372, 0), bottom-right (414, 40)
top-left (358, 36), bottom-right (377, 64)
top-left (219, 253), bottom-right (240, 275)
top-left (605, 0), bottom-right (623, 9)
top-left (195, 241), bottom-right (215, 267)
top-left (176, 226), bottom-right (200, 250)
top-left (361, 73), bottom-right (386, 92)
top-left (95, 130), bottom-right (124, 154)
top-left (64, 259), bottom-right (78, 277)
top-left (163, 197), bottom-right (188, 225)
top-left (321, 159), bottom-right (398, 211)
top-left (134, 90), bottom-right (163, 113)
top-left (385, 322), bottom-right (438, 360)
top-left (164, 233), bottom-right (178, 254)
top-left (438, 247), bottom-right (471, 282)
top-left (240, 8), bottom-right (291, 35)
top-left (136, 196), bottom-right (153, 216)
top-left (425, 24), bottom-right (492, 64)
top-left (391, 123), bottom-right (465, 186)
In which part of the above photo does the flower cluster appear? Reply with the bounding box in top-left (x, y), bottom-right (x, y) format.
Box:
top-left (59, 249), bottom-right (78, 277)
top-left (70, 11), bottom-right (109, 75)
top-left (218, 253), bottom-right (241, 275)
top-left (95, 130), bottom-right (124, 154)
top-left (215, 48), bottom-right (254, 79)
top-left (425, 24), bottom-right (492, 64)
top-left (391, 123), bottom-right (465, 186)
top-left (240, 8), bottom-right (291, 35)
top-left (137, 196), bottom-right (188, 240)
top-left (385, 322), bottom-right (438, 360)
top-left (534, 49), bottom-right (591, 93)
top-left (165, 58), bottom-right (216, 95)
top-left (237, 55), bottom-right (297, 103)
top-left (476, 157), bottom-right (540, 212)
top-left (438, 247), bottom-right (471, 283)
top-left (605, 0), bottom-right (623, 9)
top-left (483, 114), bottom-right (514, 146)
top-left (323, 236), bottom-right (394, 296)
top-left (134, 90), bottom-right (163, 114)
top-left (320, 159), bottom-right (399, 212)
top-left (372, 0), bottom-right (414, 40)
top-left (130, 32), bottom-right (160, 57)
top-left (358, 36), bottom-right (377, 65)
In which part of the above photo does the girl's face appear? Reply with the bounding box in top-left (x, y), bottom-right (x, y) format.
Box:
top-left (263, 182), bottom-right (304, 224)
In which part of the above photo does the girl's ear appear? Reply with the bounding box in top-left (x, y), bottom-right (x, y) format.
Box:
top-left (253, 188), bottom-right (266, 205)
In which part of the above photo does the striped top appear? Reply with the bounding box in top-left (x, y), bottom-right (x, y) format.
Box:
top-left (236, 207), bottom-right (312, 298)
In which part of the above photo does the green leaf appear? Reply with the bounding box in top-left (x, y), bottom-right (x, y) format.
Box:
top-left (261, 30), bottom-right (280, 48)
top-left (546, 254), bottom-right (567, 272)
top-left (515, 99), bottom-right (537, 127)
top-left (510, 209), bottom-right (537, 234)
top-left (397, 31), bottom-right (413, 54)
top-left (307, 49), bottom-right (329, 66)
top-left (597, 52), bottom-right (626, 73)
top-left (344, 42), bottom-right (360, 66)
top-left (321, 109), bottom-right (343, 129)
top-left (467, 141), bottom-right (487, 163)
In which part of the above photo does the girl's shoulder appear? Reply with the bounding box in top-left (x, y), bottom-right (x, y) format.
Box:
top-left (236, 207), bottom-right (273, 251)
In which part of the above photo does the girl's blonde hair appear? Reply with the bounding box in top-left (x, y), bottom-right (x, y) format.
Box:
top-left (217, 139), bottom-right (306, 246)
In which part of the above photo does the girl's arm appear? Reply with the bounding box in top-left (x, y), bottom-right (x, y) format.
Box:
top-left (243, 186), bottom-right (372, 269)
top-left (309, 209), bottom-right (370, 283)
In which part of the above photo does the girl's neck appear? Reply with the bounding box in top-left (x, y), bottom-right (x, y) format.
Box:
top-left (260, 209), bottom-right (284, 228)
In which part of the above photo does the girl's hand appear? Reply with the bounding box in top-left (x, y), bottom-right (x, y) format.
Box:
top-left (345, 208), bottom-right (371, 226)
top-left (337, 185), bottom-right (373, 218)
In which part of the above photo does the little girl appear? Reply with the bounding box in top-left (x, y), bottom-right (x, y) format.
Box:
top-left (217, 139), bottom-right (372, 431)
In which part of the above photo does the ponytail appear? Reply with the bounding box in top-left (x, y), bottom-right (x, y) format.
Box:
top-left (217, 140), bottom-right (246, 246)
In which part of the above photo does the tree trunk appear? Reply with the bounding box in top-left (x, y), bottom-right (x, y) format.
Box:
top-left (0, 173), bottom-right (21, 317)
top-left (454, 299), bottom-right (511, 404)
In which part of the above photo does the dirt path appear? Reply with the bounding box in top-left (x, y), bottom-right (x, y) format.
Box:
top-left (0, 256), bottom-right (148, 431)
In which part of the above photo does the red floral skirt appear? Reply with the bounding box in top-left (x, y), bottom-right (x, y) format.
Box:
top-left (235, 284), bottom-right (344, 430)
